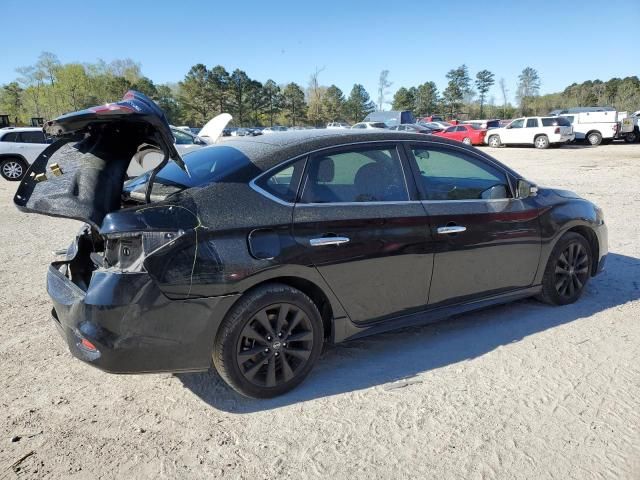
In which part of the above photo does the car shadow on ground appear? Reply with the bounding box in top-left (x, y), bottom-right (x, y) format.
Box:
top-left (177, 252), bottom-right (640, 412)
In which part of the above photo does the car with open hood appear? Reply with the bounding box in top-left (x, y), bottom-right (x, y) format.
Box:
top-left (14, 91), bottom-right (607, 398)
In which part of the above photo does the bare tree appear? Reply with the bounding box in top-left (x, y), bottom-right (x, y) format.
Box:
top-left (499, 78), bottom-right (509, 119)
top-left (377, 70), bottom-right (392, 111)
top-left (307, 66), bottom-right (326, 126)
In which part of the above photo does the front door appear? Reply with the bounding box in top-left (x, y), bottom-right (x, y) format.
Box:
top-left (406, 143), bottom-right (542, 307)
top-left (502, 118), bottom-right (525, 144)
top-left (293, 143), bottom-right (434, 323)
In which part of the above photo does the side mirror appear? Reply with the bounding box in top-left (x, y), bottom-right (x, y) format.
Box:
top-left (517, 179), bottom-right (538, 199)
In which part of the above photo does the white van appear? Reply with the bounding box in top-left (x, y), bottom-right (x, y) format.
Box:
top-left (560, 111), bottom-right (619, 145)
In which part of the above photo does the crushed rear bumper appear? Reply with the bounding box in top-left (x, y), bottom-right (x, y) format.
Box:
top-left (47, 262), bottom-right (239, 373)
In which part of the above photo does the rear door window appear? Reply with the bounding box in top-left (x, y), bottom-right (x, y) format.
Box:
top-left (19, 131), bottom-right (46, 143)
top-left (526, 118), bottom-right (539, 128)
top-left (300, 146), bottom-right (409, 203)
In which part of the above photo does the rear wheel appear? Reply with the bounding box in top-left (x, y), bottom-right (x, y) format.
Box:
top-left (539, 232), bottom-right (592, 306)
top-left (213, 283), bottom-right (324, 398)
top-left (534, 135), bottom-right (550, 149)
top-left (0, 158), bottom-right (27, 181)
top-left (587, 131), bottom-right (602, 146)
top-left (462, 137), bottom-right (472, 145)
top-left (488, 135), bottom-right (501, 148)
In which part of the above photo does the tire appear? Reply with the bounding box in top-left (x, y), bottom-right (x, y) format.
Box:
top-left (462, 137), bottom-right (472, 145)
top-left (534, 135), bottom-right (550, 149)
top-left (538, 232), bottom-right (592, 306)
top-left (488, 135), bottom-right (501, 148)
top-left (213, 283), bottom-right (324, 398)
top-left (586, 131), bottom-right (602, 146)
top-left (0, 157), bottom-right (27, 181)
top-left (624, 130), bottom-right (638, 143)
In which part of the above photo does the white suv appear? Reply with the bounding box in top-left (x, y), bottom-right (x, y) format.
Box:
top-left (485, 117), bottom-right (574, 149)
top-left (0, 127), bottom-right (51, 180)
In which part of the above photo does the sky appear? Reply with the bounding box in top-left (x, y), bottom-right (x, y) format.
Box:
top-left (1, 0), bottom-right (638, 106)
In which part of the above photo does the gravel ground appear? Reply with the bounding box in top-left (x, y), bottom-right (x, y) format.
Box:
top-left (0, 143), bottom-right (639, 479)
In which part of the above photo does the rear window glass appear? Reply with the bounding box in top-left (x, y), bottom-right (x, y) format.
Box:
top-left (126, 146), bottom-right (254, 190)
top-left (541, 117), bottom-right (571, 127)
top-left (1, 132), bottom-right (19, 142)
top-left (370, 122), bottom-right (387, 128)
top-left (468, 124), bottom-right (482, 130)
top-left (20, 131), bottom-right (46, 143)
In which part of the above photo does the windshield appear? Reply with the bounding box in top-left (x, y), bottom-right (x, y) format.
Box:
top-left (124, 145), bottom-right (253, 194)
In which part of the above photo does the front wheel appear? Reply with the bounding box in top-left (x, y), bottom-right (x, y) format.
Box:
top-left (488, 135), bottom-right (501, 148)
top-left (624, 130), bottom-right (638, 143)
top-left (213, 283), bottom-right (324, 398)
top-left (534, 135), bottom-right (550, 149)
top-left (539, 232), bottom-right (592, 306)
top-left (0, 158), bottom-right (27, 181)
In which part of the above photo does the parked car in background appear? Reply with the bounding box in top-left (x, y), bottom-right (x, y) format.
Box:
top-left (418, 115), bottom-right (446, 123)
top-left (418, 121), bottom-right (451, 132)
top-left (327, 122), bottom-right (351, 129)
top-left (389, 123), bottom-right (434, 134)
top-left (0, 127), bottom-right (52, 180)
top-left (486, 117), bottom-right (574, 149)
top-left (351, 122), bottom-right (388, 129)
top-left (462, 119), bottom-right (501, 130)
top-left (364, 110), bottom-right (415, 128)
top-left (263, 126), bottom-right (288, 134)
top-left (231, 128), bottom-right (252, 137)
top-left (433, 124), bottom-right (487, 145)
top-left (16, 91), bottom-right (607, 398)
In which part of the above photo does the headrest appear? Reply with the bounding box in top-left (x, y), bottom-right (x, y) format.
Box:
top-left (316, 157), bottom-right (335, 183)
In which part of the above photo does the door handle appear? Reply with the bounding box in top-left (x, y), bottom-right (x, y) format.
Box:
top-left (437, 225), bottom-right (467, 235)
top-left (310, 236), bottom-right (350, 247)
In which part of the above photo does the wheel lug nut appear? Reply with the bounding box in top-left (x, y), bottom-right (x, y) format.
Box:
top-left (264, 348), bottom-right (269, 352)
top-left (266, 336), bottom-right (272, 341)
top-left (275, 352), bottom-right (279, 357)
top-left (278, 332), bottom-right (282, 337)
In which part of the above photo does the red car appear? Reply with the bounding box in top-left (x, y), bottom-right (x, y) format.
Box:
top-left (433, 124), bottom-right (487, 145)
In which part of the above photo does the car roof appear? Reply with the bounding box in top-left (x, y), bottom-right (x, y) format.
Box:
top-left (0, 126), bottom-right (43, 132)
top-left (207, 129), bottom-right (513, 175)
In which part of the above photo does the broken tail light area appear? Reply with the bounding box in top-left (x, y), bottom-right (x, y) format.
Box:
top-left (103, 230), bottom-right (186, 271)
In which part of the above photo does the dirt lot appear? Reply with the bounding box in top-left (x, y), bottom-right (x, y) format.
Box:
top-left (0, 143), bottom-right (639, 479)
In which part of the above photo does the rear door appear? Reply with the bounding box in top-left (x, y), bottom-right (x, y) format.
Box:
top-left (292, 143), bottom-right (434, 323)
top-left (17, 131), bottom-right (48, 164)
top-left (405, 143), bottom-right (542, 306)
top-left (524, 118), bottom-right (540, 144)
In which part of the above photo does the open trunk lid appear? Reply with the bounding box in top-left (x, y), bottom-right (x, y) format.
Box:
top-left (14, 91), bottom-right (186, 229)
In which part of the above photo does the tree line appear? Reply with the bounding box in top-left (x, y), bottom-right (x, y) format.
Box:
top-left (391, 65), bottom-right (640, 120)
top-left (2, 52), bottom-right (639, 128)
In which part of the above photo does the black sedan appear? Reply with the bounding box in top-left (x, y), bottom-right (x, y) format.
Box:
top-left (14, 92), bottom-right (608, 398)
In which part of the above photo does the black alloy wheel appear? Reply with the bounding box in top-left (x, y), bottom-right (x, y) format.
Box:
top-left (539, 232), bottom-right (592, 305)
top-left (214, 283), bottom-right (323, 398)
top-left (236, 303), bottom-right (314, 388)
